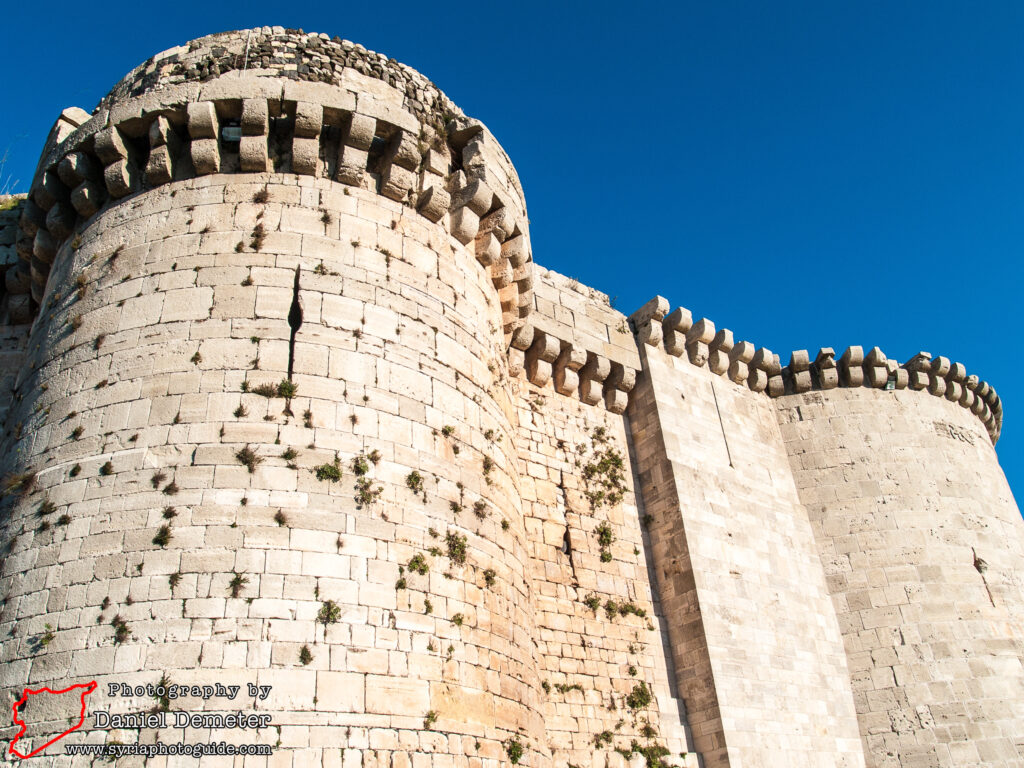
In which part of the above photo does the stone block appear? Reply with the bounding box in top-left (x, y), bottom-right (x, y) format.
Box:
top-left (292, 137), bottom-right (320, 176)
top-left (191, 138), bottom-right (221, 175)
top-left (187, 101), bottom-right (218, 139)
top-left (241, 98), bottom-right (269, 135)
top-left (293, 101), bottom-right (323, 138)
top-left (449, 206), bottom-right (479, 245)
top-left (365, 676), bottom-right (429, 715)
top-left (840, 345), bottom-right (865, 387)
top-left (240, 135), bottom-right (270, 172)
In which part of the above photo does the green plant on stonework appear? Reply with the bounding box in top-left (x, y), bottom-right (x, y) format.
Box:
top-left (501, 519), bottom-right (510, 531)
top-left (234, 404), bottom-right (248, 418)
top-left (451, 613), bottom-right (464, 627)
top-left (0, 471), bottom-right (35, 499)
top-left (472, 500), bottom-right (488, 519)
top-left (314, 455), bottom-right (342, 483)
top-left (595, 521), bottom-right (614, 562)
top-left (541, 680), bottom-right (551, 694)
top-left (276, 379), bottom-right (298, 398)
top-left (408, 553), bottom-right (429, 576)
top-left (584, 594), bottom-right (602, 613)
top-left (281, 447), bottom-right (298, 461)
top-left (317, 600), bottom-right (341, 626)
top-left (111, 615), bottom-right (131, 644)
top-left (250, 223), bottom-right (266, 251)
top-left (481, 455), bottom-right (494, 485)
top-left (303, 409), bottom-right (314, 428)
top-left (250, 383), bottom-right (277, 398)
top-left (483, 569), bottom-right (496, 588)
top-left (354, 478), bottom-right (382, 507)
top-left (504, 738), bottom-right (524, 765)
top-left (235, 445), bottom-right (262, 473)
top-left (617, 601), bottom-right (647, 619)
top-left (618, 740), bottom-right (672, 768)
top-left (405, 470), bottom-right (424, 494)
top-left (228, 572), bottom-right (248, 598)
top-left (299, 645), bottom-right (313, 666)
top-left (57, 514), bottom-right (71, 526)
top-left (424, 598), bottom-right (433, 614)
top-left (555, 682), bottom-right (584, 694)
top-left (423, 710), bottom-right (438, 729)
top-left (99, 461), bottom-right (114, 476)
top-left (274, 510), bottom-right (288, 527)
top-left (581, 427), bottom-right (627, 510)
top-left (626, 681), bottom-right (652, 710)
top-left (169, 572), bottom-right (182, 590)
top-left (593, 731), bottom-right (613, 748)
top-left (153, 674), bottom-right (173, 712)
top-left (152, 525), bottom-right (172, 548)
top-left (352, 454), bottom-right (369, 476)
top-left (37, 624), bottom-right (55, 650)
top-left (445, 532), bottom-right (467, 565)
top-left (441, 425), bottom-right (454, 437)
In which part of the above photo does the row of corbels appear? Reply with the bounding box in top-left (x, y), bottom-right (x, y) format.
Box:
top-left (15, 99), bottom-right (535, 338)
top-left (445, 119), bottom-right (532, 342)
top-left (631, 296), bottom-right (1003, 443)
top-left (509, 325), bottom-right (636, 414)
top-left (632, 297), bottom-right (781, 393)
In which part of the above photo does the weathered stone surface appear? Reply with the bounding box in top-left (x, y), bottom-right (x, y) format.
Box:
top-left (0, 28), bottom-right (1014, 768)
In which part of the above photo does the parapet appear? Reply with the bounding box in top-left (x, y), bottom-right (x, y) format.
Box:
top-left (0, 195), bottom-right (27, 324)
top-left (633, 295), bottom-right (1004, 444)
top-left (10, 28), bottom-right (534, 342)
top-left (509, 268), bottom-right (639, 414)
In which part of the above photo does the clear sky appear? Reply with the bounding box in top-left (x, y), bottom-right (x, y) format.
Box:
top-left (2, 1), bottom-right (1022, 501)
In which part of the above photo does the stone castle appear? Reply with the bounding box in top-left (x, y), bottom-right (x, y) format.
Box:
top-left (0, 27), bottom-right (1020, 768)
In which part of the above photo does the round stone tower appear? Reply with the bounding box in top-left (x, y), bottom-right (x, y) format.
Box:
top-left (773, 349), bottom-right (1024, 768)
top-left (1, 28), bottom-right (544, 764)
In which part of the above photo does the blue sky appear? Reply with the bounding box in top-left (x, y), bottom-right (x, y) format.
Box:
top-left (2, 2), bottom-right (1022, 500)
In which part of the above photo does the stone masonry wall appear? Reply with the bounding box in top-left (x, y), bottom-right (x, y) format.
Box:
top-left (2, 25), bottom-right (1022, 768)
top-left (628, 328), bottom-right (867, 768)
top-left (0, 172), bottom-right (545, 765)
top-left (775, 387), bottom-right (1024, 768)
top-left (512, 376), bottom-right (698, 767)
top-left (0, 196), bottom-right (29, 433)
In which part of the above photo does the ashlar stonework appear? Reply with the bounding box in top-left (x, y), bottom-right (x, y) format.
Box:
top-left (0, 27), bottom-right (1020, 768)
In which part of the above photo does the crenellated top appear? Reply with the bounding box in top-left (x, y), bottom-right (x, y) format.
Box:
top-left (632, 296), bottom-right (1004, 444)
top-left (504, 269), bottom-right (639, 415)
top-left (10, 30), bottom-right (533, 344)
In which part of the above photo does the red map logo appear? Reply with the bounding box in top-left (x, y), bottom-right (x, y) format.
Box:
top-left (8, 681), bottom-right (97, 759)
